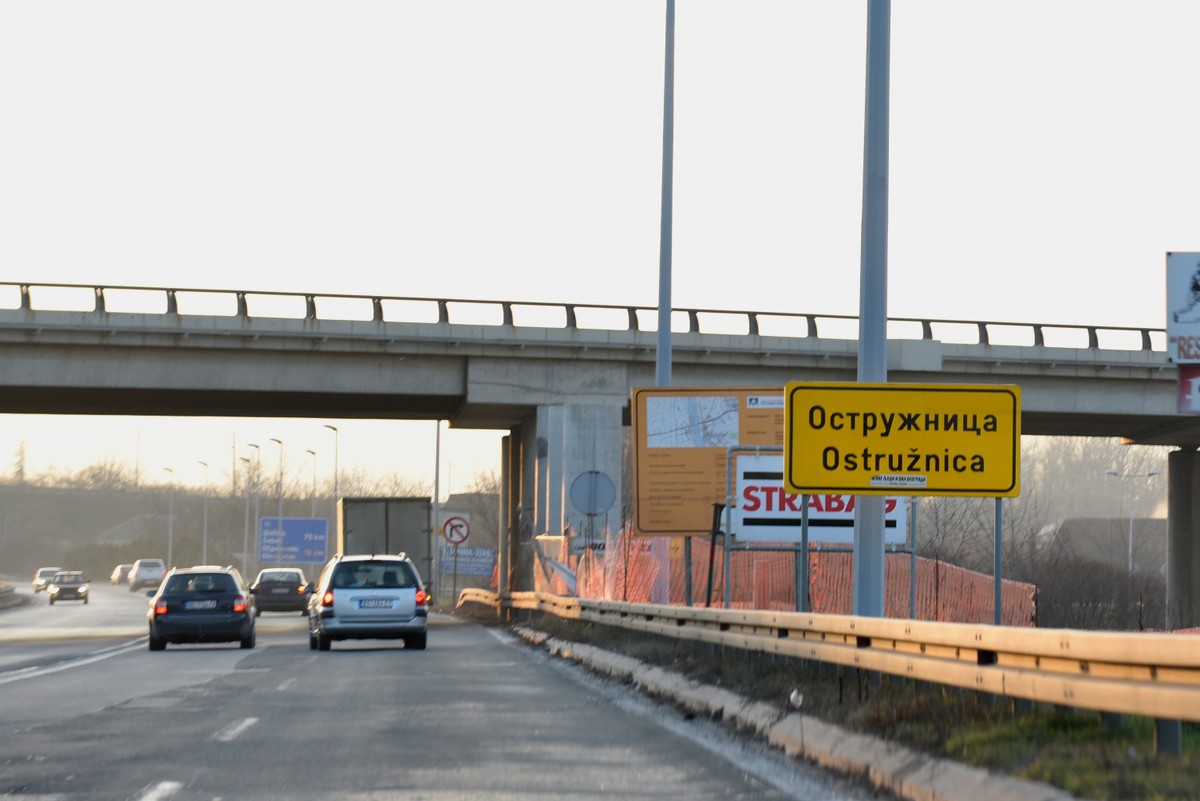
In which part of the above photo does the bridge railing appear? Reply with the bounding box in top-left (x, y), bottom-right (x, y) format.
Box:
top-left (0, 281), bottom-right (1167, 353)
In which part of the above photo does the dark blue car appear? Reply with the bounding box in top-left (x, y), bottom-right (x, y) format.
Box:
top-left (146, 567), bottom-right (256, 651)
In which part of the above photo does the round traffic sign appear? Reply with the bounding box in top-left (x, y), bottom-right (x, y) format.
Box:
top-left (569, 470), bottom-right (616, 516)
top-left (441, 516), bottom-right (470, 545)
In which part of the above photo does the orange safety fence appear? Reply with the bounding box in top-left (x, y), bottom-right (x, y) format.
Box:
top-left (534, 528), bottom-right (1036, 626)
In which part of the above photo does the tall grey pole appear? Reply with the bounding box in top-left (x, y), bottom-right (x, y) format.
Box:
top-left (271, 438), bottom-right (284, 564)
top-left (240, 457), bottom-right (251, 574)
top-left (248, 443), bottom-right (261, 572)
top-left (306, 449), bottom-right (317, 517)
top-left (164, 467), bottom-right (175, 568)
top-left (324, 424), bottom-right (339, 511)
top-left (656, 0), bottom-right (675, 388)
top-left (197, 460), bottom-right (209, 564)
top-left (852, 0), bottom-right (891, 618)
top-left (434, 420), bottom-right (442, 601)
top-left (656, 0), bottom-right (680, 602)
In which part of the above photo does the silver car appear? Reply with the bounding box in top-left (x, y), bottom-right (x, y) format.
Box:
top-left (307, 554), bottom-right (428, 651)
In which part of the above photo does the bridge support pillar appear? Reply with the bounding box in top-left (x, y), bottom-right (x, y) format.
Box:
top-left (1166, 449), bottom-right (1200, 630)
top-left (504, 403), bottom-right (624, 593)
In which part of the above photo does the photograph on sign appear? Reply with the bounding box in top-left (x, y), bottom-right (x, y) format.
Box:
top-left (731, 454), bottom-right (906, 544)
top-left (631, 387), bottom-right (784, 536)
top-left (785, 382), bottom-right (1020, 498)
top-left (1167, 252), bottom-right (1200, 364)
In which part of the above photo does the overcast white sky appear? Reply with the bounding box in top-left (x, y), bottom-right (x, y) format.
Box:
top-left (1, 1), bottom-right (1197, 492)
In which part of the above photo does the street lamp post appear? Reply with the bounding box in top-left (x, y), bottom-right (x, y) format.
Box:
top-left (270, 438), bottom-right (284, 547)
top-left (163, 467), bottom-right (175, 568)
top-left (239, 456), bottom-right (252, 574)
top-left (323, 424), bottom-right (339, 512)
top-left (197, 460), bottom-right (209, 564)
top-left (1105, 469), bottom-right (1161, 574)
top-left (306, 449), bottom-right (317, 516)
top-left (247, 443), bottom-right (261, 570)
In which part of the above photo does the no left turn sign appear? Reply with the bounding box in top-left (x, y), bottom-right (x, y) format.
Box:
top-left (441, 516), bottom-right (470, 545)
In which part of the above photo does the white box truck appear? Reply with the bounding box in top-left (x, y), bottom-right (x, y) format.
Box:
top-left (336, 497), bottom-right (433, 583)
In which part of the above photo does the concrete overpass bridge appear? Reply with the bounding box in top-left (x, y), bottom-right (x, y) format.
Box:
top-left (2, 281), bottom-right (1198, 627)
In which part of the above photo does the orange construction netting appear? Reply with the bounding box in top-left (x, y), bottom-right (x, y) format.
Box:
top-left (534, 528), bottom-right (1036, 626)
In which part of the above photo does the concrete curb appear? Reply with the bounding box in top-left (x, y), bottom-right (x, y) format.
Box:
top-left (516, 627), bottom-right (1085, 801)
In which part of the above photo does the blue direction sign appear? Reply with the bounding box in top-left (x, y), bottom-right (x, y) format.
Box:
top-left (258, 517), bottom-right (329, 564)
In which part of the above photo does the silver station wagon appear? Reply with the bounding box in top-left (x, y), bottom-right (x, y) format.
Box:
top-left (307, 554), bottom-right (428, 651)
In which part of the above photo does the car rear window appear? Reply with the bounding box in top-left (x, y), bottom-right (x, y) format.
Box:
top-left (331, 562), bottom-right (417, 589)
top-left (164, 573), bottom-right (237, 593)
top-left (259, 571), bottom-right (300, 583)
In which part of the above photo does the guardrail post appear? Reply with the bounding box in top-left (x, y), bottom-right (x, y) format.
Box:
top-left (1155, 718), bottom-right (1182, 757)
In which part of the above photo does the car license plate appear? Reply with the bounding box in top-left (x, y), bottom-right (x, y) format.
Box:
top-left (271, 588), bottom-right (290, 594)
top-left (358, 599), bottom-right (391, 609)
top-left (184, 600), bottom-right (218, 610)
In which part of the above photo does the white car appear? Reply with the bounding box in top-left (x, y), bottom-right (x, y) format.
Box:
top-left (32, 566), bottom-right (62, 593)
top-left (128, 558), bottom-right (167, 591)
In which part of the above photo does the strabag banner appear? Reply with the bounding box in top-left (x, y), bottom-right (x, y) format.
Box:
top-left (731, 454), bottom-right (907, 544)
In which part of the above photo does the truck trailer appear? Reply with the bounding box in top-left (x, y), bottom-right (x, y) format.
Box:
top-left (336, 497), bottom-right (433, 583)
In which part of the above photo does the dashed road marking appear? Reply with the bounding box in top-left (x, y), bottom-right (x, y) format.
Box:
top-left (211, 716), bottom-right (258, 742)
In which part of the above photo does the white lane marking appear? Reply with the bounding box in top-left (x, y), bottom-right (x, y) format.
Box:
top-left (0, 640), bottom-right (145, 686)
top-left (133, 781), bottom-right (183, 800)
top-left (211, 716), bottom-right (258, 742)
top-left (276, 677), bottom-right (297, 691)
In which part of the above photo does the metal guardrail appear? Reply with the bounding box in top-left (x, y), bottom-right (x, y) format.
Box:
top-left (457, 590), bottom-right (1200, 725)
top-left (0, 281), bottom-right (1167, 354)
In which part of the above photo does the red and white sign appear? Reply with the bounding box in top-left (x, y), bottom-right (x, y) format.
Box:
top-left (1179, 365), bottom-right (1200, 414)
top-left (440, 516), bottom-right (470, 545)
top-left (731, 454), bottom-right (907, 544)
top-left (1166, 252), bottom-right (1200, 363)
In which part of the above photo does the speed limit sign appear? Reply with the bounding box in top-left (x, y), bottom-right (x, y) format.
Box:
top-left (441, 516), bottom-right (470, 545)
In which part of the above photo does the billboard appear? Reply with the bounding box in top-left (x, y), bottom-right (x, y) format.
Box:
top-left (731, 454), bottom-right (907, 544)
top-left (631, 387), bottom-right (784, 536)
top-left (1167, 251), bottom-right (1200, 363)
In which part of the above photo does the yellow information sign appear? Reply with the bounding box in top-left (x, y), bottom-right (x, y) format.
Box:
top-left (631, 387), bottom-right (785, 536)
top-left (785, 382), bottom-right (1021, 497)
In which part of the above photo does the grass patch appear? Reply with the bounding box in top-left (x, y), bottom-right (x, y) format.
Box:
top-left (507, 612), bottom-right (1199, 801)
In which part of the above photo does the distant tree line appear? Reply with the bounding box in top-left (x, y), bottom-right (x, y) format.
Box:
top-left (912, 437), bottom-right (1170, 630)
top-left (0, 455), bottom-right (500, 587)
top-left (2, 436), bottom-right (1176, 630)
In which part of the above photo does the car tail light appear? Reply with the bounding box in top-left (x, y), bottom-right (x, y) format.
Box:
top-left (322, 590), bottom-right (335, 607)
top-left (233, 595), bottom-right (247, 613)
top-left (154, 600), bottom-right (168, 616)
top-left (415, 588), bottom-right (428, 607)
